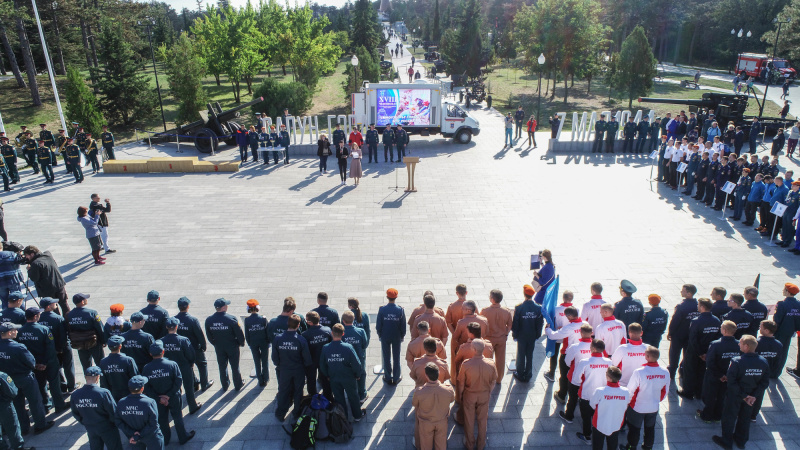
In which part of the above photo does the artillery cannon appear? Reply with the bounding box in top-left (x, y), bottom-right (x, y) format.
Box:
top-left (149, 97), bottom-right (265, 153)
top-left (638, 93), bottom-right (792, 139)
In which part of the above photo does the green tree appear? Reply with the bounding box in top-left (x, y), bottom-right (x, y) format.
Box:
top-left (432, 0), bottom-right (441, 42)
top-left (762, 0), bottom-right (800, 61)
top-left (344, 45), bottom-right (380, 102)
top-left (93, 19), bottom-right (158, 126)
top-left (611, 26), bottom-right (657, 107)
top-left (251, 78), bottom-right (313, 118)
top-left (441, 0), bottom-right (485, 78)
top-left (64, 67), bottom-right (105, 136)
top-left (281, 5), bottom-right (342, 89)
top-left (351, 0), bottom-right (381, 51)
top-left (160, 35), bottom-right (209, 125)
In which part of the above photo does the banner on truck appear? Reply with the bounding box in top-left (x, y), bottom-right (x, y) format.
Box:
top-left (376, 88), bottom-right (431, 126)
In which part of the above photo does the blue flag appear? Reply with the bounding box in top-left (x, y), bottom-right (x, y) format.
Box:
top-left (542, 275), bottom-right (559, 358)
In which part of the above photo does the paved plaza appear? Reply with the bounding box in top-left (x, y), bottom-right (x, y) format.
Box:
top-left (5, 106), bottom-right (800, 449)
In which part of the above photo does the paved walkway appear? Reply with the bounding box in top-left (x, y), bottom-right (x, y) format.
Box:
top-left (5, 106), bottom-right (800, 450)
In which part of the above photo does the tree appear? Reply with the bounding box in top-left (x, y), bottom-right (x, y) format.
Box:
top-left (441, 0), bottom-right (485, 79)
top-left (161, 35), bottom-right (209, 125)
top-left (64, 67), bottom-right (104, 136)
top-left (762, 0), bottom-right (800, 61)
top-left (344, 45), bottom-right (379, 102)
top-left (12, 0), bottom-right (41, 106)
top-left (251, 78), bottom-right (313, 118)
top-left (351, 0), bottom-right (381, 51)
top-left (93, 19), bottom-right (158, 126)
top-left (432, 0), bottom-right (441, 42)
top-left (610, 26), bottom-right (657, 107)
top-left (0, 21), bottom-right (24, 88)
top-left (281, 5), bottom-right (342, 89)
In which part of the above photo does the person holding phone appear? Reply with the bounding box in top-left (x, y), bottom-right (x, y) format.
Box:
top-left (532, 249), bottom-right (555, 304)
top-left (350, 142), bottom-right (363, 186)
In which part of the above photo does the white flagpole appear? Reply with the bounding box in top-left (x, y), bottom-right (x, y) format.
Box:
top-left (30, 0), bottom-right (68, 132)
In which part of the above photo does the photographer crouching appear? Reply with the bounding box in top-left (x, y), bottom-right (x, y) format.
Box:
top-left (24, 245), bottom-right (70, 315)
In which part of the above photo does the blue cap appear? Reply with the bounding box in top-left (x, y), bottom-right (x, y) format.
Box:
top-left (72, 293), bottom-right (90, 304)
top-left (39, 297), bottom-right (57, 307)
top-left (149, 340), bottom-right (164, 355)
top-left (165, 317), bottom-right (179, 328)
top-left (25, 307), bottom-right (43, 318)
top-left (107, 335), bottom-right (125, 348)
top-left (214, 298), bottom-right (231, 309)
top-left (128, 375), bottom-right (148, 390)
top-left (130, 312), bottom-right (147, 323)
top-left (9, 291), bottom-right (23, 301)
top-left (146, 290), bottom-right (159, 302)
top-left (85, 366), bottom-right (102, 376)
top-left (0, 322), bottom-right (20, 333)
top-left (620, 280), bottom-right (637, 294)
top-left (177, 296), bottom-right (191, 308)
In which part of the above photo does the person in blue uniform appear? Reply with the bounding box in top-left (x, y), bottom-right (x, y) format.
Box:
top-left (18, 307), bottom-right (67, 412)
top-left (0, 322), bottom-right (53, 435)
top-left (142, 341), bottom-right (195, 445)
top-left (722, 295), bottom-right (754, 339)
top-left (694, 150), bottom-right (711, 200)
top-left (161, 318), bottom-right (200, 414)
top-left (70, 366), bottom-right (123, 450)
top-left (532, 250), bottom-right (555, 305)
top-left (698, 321), bottom-right (740, 422)
top-left (667, 285), bottom-right (699, 378)
top-left (67, 293), bottom-right (106, 371)
top-left (175, 297), bottom-right (213, 392)
top-left (511, 284), bottom-right (543, 383)
top-left (140, 291), bottom-right (169, 340)
top-left (732, 168), bottom-right (753, 221)
top-left (710, 287), bottom-right (731, 320)
top-left (753, 320), bottom-right (783, 421)
top-left (342, 311), bottom-right (369, 402)
top-left (683, 145), bottom-right (701, 196)
top-left (365, 124), bottom-right (379, 163)
top-left (244, 299), bottom-right (270, 387)
top-left (320, 324), bottom-right (365, 421)
top-left (635, 116), bottom-right (650, 154)
top-left (592, 116), bottom-right (606, 153)
top-left (605, 116), bottom-right (619, 153)
top-left (115, 375), bottom-right (164, 450)
top-left (38, 297), bottom-right (76, 393)
top-left (312, 292), bottom-right (340, 328)
top-left (704, 153), bottom-right (721, 205)
top-left (678, 298), bottom-right (721, 399)
top-left (779, 181), bottom-right (800, 247)
top-left (742, 287), bottom-right (768, 337)
top-left (377, 288), bottom-right (406, 385)
top-left (614, 280), bottom-right (644, 328)
top-left (121, 313), bottom-right (155, 373)
top-left (348, 298), bottom-right (370, 341)
top-left (774, 283), bottom-right (800, 375)
top-left (100, 335), bottom-right (139, 403)
top-left (271, 314), bottom-right (311, 421)
top-left (301, 311), bottom-right (332, 400)
top-left (622, 117), bottom-right (636, 154)
top-left (713, 155), bottom-right (731, 210)
top-left (268, 298), bottom-right (308, 348)
top-left (205, 298), bottom-right (245, 391)
top-left (641, 294), bottom-right (668, 348)
top-left (0, 291), bottom-right (26, 325)
top-left (0, 369), bottom-right (29, 450)
top-left (712, 335), bottom-right (770, 450)
top-left (395, 125), bottom-right (409, 162)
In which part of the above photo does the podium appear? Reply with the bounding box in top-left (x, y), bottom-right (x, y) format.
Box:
top-left (403, 156), bottom-right (420, 192)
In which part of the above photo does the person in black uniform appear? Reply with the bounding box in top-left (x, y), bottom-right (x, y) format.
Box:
top-left (622, 117), bottom-right (637, 154)
top-left (67, 293), bottom-right (106, 371)
top-left (695, 151), bottom-right (711, 200)
top-left (382, 125), bottom-right (394, 162)
top-left (280, 125), bottom-right (291, 164)
top-left (377, 288), bottom-right (406, 385)
top-left (0, 322), bottom-right (54, 435)
top-left (774, 283), bottom-right (800, 375)
top-left (38, 124), bottom-right (56, 166)
top-left (0, 148), bottom-right (10, 192)
top-left (56, 129), bottom-right (69, 174)
top-left (320, 324), bottom-right (365, 421)
top-left (395, 125), bottom-right (409, 162)
top-left (649, 118), bottom-right (661, 151)
top-left (635, 116), bottom-right (650, 154)
top-left (366, 124), bottom-right (379, 163)
top-left (205, 298), bottom-right (245, 391)
top-left (161, 317), bottom-right (200, 414)
top-left (605, 116), bottom-right (619, 153)
top-left (704, 153), bottom-right (721, 205)
top-left (142, 341), bottom-right (195, 445)
top-left (36, 140), bottom-right (54, 184)
top-left (713, 155), bottom-right (731, 210)
top-left (38, 297), bottom-right (76, 393)
top-left (100, 125), bottom-right (115, 160)
top-left (175, 297), bottom-right (213, 392)
top-left (722, 294), bottom-right (754, 339)
top-left (511, 286), bottom-right (544, 383)
top-left (0, 369), bottom-right (30, 450)
top-left (614, 280), bottom-right (644, 329)
top-left (301, 311), bottom-right (332, 400)
top-left (140, 290), bottom-right (169, 340)
top-left (752, 320), bottom-right (782, 421)
top-left (549, 115), bottom-right (561, 139)
top-left (742, 287), bottom-right (767, 337)
top-left (312, 292), bottom-right (340, 328)
top-left (22, 132), bottom-right (39, 174)
top-left (18, 306), bottom-right (67, 413)
top-left (0, 137), bottom-right (19, 185)
top-left (514, 106), bottom-right (525, 139)
top-left (100, 335), bottom-right (139, 402)
top-left (83, 133), bottom-right (100, 174)
top-left (710, 287), bottom-right (731, 320)
top-left (655, 135), bottom-right (668, 181)
top-left (678, 298), bottom-right (721, 399)
top-left (641, 294), bottom-right (668, 348)
top-left (268, 298), bottom-right (308, 346)
top-left (335, 139), bottom-right (349, 185)
top-left (712, 335), bottom-right (769, 450)
top-left (115, 375), bottom-right (164, 449)
top-left (592, 116), bottom-right (606, 153)
top-left (332, 124), bottom-right (346, 154)
top-left (65, 137), bottom-right (83, 183)
top-left (698, 321), bottom-right (740, 422)
top-left (122, 312), bottom-right (155, 373)
top-left (70, 366), bottom-right (123, 450)
top-left (244, 299), bottom-right (269, 387)
top-left (271, 314), bottom-right (311, 421)
top-left (667, 285), bottom-right (699, 378)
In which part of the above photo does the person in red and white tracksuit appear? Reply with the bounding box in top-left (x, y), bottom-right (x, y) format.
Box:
top-left (622, 346), bottom-right (669, 450)
top-left (590, 366), bottom-right (631, 450)
top-left (545, 291), bottom-right (576, 382)
top-left (581, 282), bottom-right (606, 329)
top-left (595, 304), bottom-right (627, 356)
top-left (546, 307), bottom-right (588, 403)
top-left (611, 323), bottom-right (648, 386)
top-left (557, 324), bottom-right (594, 424)
top-left (574, 339), bottom-right (613, 444)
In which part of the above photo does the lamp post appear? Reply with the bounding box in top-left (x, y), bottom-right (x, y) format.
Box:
top-left (537, 53), bottom-right (545, 120)
top-left (759, 17), bottom-right (791, 118)
top-left (730, 28), bottom-right (751, 74)
top-left (351, 54), bottom-right (359, 93)
top-left (138, 20), bottom-right (167, 132)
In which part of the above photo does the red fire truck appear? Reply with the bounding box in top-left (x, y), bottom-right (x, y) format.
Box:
top-left (736, 53), bottom-right (796, 84)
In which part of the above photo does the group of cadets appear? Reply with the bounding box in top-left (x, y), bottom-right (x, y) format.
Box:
top-left (0, 124), bottom-right (116, 190)
top-left (0, 278), bottom-right (798, 449)
top-left (239, 114), bottom-right (291, 165)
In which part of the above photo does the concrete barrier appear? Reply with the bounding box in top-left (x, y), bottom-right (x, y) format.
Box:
top-left (103, 157), bottom-right (239, 174)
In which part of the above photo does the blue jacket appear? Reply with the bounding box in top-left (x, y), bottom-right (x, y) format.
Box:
top-left (0, 307), bottom-right (25, 325)
top-left (205, 312), bottom-right (245, 348)
top-left (755, 336), bottom-right (783, 378)
top-left (235, 130), bottom-right (248, 146)
top-left (121, 329), bottom-right (155, 371)
top-left (761, 182), bottom-right (776, 202)
top-left (774, 297), bottom-right (800, 343)
top-left (161, 333), bottom-right (196, 367)
top-left (726, 353), bottom-right (770, 401)
top-left (175, 312), bottom-right (207, 351)
top-left (70, 383), bottom-right (118, 432)
top-left (0, 371), bottom-right (15, 404)
top-left (511, 300), bottom-right (543, 341)
top-left (39, 310), bottom-right (69, 352)
top-left (140, 304), bottom-right (170, 340)
top-left (711, 300), bottom-right (731, 320)
top-left (688, 312), bottom-right (721, 355)
top-left (342, 325), bottom-right (368, 369)
top-left (376, 303), bottom-right (406, 342)
top-left (67, 306), bottom-right (106, 345)
top-left (0, 338), bottom-right (35, 378)
top-left (533, 262), bottom-right (555, 304)
top-left (17, 322), bottom-right (56, 365)
top-left (142, 358), bottom-right (182, 398)
top-left (668, 299), bottom-right (699, 342)
top-left (103, 321), bottom-right (132, 342)
top-left (244, 314), bottom-right (268, 348)
top-left (748, 181), bottom-right (765, 202)
top-left (312, 305), bottom-right (340, 329)
top-left (743, 300), bottom-right (768, 337)
top-left (641, 306), bottom-right (669, 345)
top-left (614, 297), bottom-right (645, 328)
top-left (99, 352), bottom-right (139, 401)
top-left (351, 310), bottom-right (371, 342)
top-left (319, 340), bottom-right (361, 381)
top-left (267, 314), bottom-right (308, 343)
top-left (722, 309), bottom-right (754, 339)
top-left (301, 325), bottom-right (332, 367)
top-left (769, 184), bottom-right (790, 207)
top-left (271, 330), bottom-right (311, 372)
top-left (705, 336), bottom-right (740, 379)
top-left (115, 393), bottom-right (160, 440)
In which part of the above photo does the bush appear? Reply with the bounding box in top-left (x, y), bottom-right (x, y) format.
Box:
top-left (251, 78), bottom-right (313, 118)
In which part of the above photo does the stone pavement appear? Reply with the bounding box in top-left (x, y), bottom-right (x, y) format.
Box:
top-left (4, 105), bottom-right (800, 450)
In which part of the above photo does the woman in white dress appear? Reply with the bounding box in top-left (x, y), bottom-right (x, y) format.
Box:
top-left (349, 142), bottom-right (363, 185)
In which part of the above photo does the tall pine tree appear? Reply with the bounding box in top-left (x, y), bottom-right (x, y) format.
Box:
top-left (64, 67), bottom-right (105, 135)
top-left (432, 0), bottom-right (441, 43)
top-left (350, 0), bottom-right (381, 51)
top-left (161, 35), bottom-right (209, 125)
top-left (611, 26), bottom-right (657, 107)
top-left (93, 19), bottom-right (158, 126)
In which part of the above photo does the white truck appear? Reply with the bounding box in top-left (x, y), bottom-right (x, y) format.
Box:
top-left (351, 80), bottom-right (481, 143)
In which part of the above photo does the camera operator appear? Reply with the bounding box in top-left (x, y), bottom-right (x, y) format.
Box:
top-left (0, 241), bottom-right (26, 309)
top-left (23, 245), bottom-right (70, 315)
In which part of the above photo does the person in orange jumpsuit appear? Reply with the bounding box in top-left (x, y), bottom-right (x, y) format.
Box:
top-left (457, 339), bottom-right (497, 450)
top-left (412, 363), bottom-right (455, 450)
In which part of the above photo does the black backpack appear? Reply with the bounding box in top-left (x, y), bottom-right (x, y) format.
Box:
top-left (288, 414), bottom-right (317, 450)
top-left (327, 403), bottom-right (353, 444)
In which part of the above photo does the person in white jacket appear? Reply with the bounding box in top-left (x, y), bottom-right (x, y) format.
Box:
top-left (595, 304), bottom-right (627, 356)
top-left (546, 307), bottom-right (589, 405)
top-left (557, 323), bottom-right (594, 424)
top-left (611, 323), bottom-right (648, 386)
top-left (622, 346), bottom-right (669, 450)
top-left (574, 339), bottom-right (613, 444)
top-left (581, 282), bottom-right (605, 329)
top-left (589, 366), bottom-right (631, 450)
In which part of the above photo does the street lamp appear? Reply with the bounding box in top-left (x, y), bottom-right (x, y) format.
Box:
top-left (730, 28), bottom-right (752, 74)
top-left (351, 54), bottom-right (359, 93)
top-left (137, 20), bottom-right (167, 132)
top-left (760, 17), bottom-right (791, 117)
top-left (537, 53), bottom-right (545, 120)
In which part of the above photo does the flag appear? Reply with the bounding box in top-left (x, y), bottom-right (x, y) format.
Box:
top-left (753, 274), bottom-right (760, 289)
top-left (542, 275), bottom-right (559, 358)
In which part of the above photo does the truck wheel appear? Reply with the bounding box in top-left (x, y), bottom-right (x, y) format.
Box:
top-left (455, 129), bottom-right (472, 144)
top-left (194, 128), bottom-right (219, 153)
